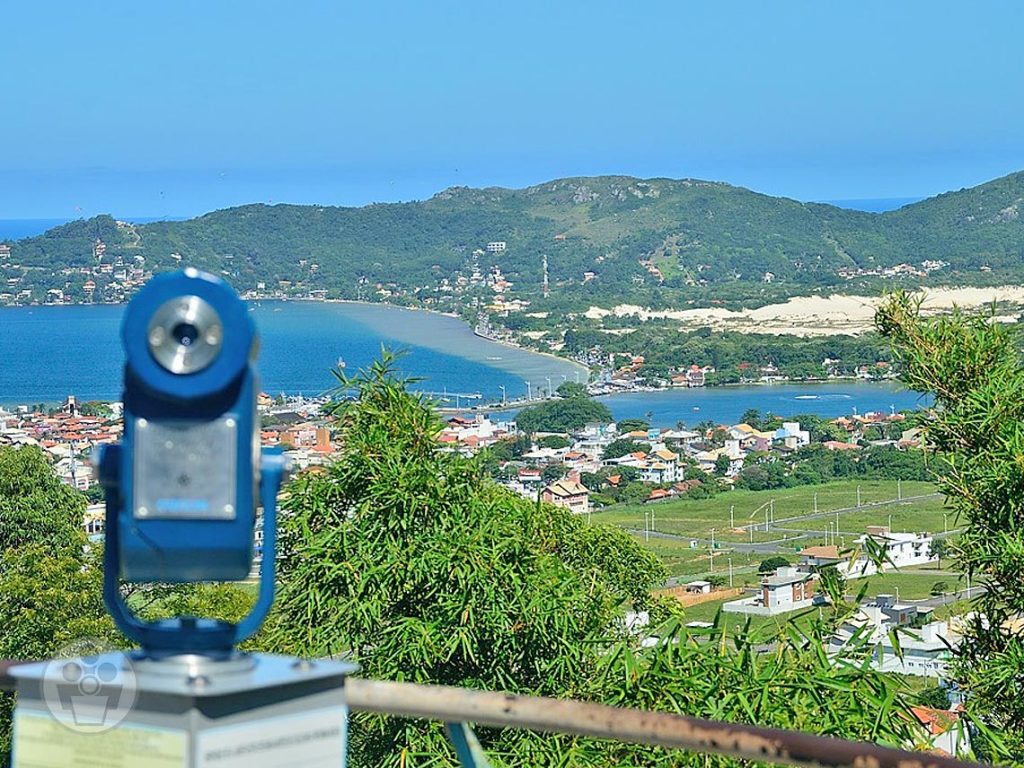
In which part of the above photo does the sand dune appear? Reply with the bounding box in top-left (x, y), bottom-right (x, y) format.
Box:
top-left (583, 285), bottom-right (1024, 336)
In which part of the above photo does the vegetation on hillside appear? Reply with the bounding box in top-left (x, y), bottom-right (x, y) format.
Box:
top-left (8, 171), bottom-right (1024, 309)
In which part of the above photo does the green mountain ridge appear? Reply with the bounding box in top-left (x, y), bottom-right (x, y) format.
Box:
top-left (4, 171), bottom-right (1024, 308)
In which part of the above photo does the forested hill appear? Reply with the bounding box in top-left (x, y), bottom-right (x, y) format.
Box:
top-left (6, 171), bottom-right (1024, 308)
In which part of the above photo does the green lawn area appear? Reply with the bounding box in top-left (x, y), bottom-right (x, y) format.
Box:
top-left (849, 570), bottom-right (962, 600)
top-left (592, 480), bottom-right (947, 583)
top-left (792, 495), bottom-right (955, 537)
top-left (593, 480), bottom-right (940, 542)
top-left (630, 532), bottom-right (773, 580)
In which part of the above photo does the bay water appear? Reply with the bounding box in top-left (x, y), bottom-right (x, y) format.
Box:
top-left (0, 301), bottom-right (923, 425)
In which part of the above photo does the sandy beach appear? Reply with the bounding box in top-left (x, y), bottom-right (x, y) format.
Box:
top-left (584, 285), bottom-right (1024, 336)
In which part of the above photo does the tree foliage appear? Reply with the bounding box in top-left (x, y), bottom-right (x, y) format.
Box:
top-left (264, 356), bottom-right (664, 766)
top-left (262, 355), bottom-right (933, 766)
top-left (515, 394), bottom-right (612, 434)
top-left (0, 447), bottom-right (119, 760)
top-left (876, 290), bottom-right (1024, 760)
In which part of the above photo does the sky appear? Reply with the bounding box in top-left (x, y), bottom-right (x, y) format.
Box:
top-left (1, 1), bottom-right (1023, 218)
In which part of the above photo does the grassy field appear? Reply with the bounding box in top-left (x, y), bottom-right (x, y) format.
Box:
top-left (594, 480), bottom-right (939, 540)
top-left (593, 480), bottom-right (946, 579)
top-left (631, 533), bottom-right (772, 579)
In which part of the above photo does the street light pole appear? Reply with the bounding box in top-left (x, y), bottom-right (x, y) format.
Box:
top-left (499, 384), bottom-right (506, 406)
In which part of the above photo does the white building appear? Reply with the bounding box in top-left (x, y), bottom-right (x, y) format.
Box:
top-left (829, 595), bottom-right (959, 679)
top-left (776, 422), bottom-right (810, 449)
top-left (847, 527), bottom-right (936, 577)
top-left (723, 567), bottom-right (817, 616)
top-left (486, 241), bottom-right (507, 252)
top-left (800, 528), bottom-right (936, 578)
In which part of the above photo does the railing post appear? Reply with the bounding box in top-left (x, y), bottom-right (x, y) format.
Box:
top-left (444, 721), bottom-right (492, 767)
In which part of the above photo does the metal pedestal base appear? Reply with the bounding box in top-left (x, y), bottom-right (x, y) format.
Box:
top-left (10, 652), bottom-right (357, 768)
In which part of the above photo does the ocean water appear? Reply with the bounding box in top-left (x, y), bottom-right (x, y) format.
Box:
top-left (0, 219), bottom-right (71, 240)
top-left (0, 301), bottom-right (583, 405)
top-left (593, 381), bottom-right (925, 428)
top-left (0, 301), bottom-right (924, 422)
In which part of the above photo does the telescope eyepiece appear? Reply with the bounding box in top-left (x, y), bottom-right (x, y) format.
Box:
top-left (147, 294), bottom-right (223, 374)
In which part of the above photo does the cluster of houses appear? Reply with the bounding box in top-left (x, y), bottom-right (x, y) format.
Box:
top-left (0, 392), bottom-right (341, 493)
top-left (433, 406), bottom-right (919, 517)
top-left (725, 526), bottom-right (939, 617)
top-left (0, 239), bottom-right (152, 306)
top-left (0, 396), bottom-right (122, 489)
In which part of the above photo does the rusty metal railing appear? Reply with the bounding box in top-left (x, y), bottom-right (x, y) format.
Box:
top-left (0, 660), bottom-right (985, 768)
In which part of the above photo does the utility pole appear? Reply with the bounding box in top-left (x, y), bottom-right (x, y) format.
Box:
top-left (526, 381), bottom-right (532, 401)
top-left (651, 511), bottom-right (656, 532)
top-left (644, 512), bottom-right (649, 542)
top-left (542, 254), bottom-right (550, 298)
top-left (857, 485), bottom-right (862, 507)
top-left (765, 508), bottom-right (770, 533)
top-left (545, 376), bottom-right (553, 398)
top-left (710, 528), bottom-right (716, 550)
top-left (499, 384), bottom-right (506, 406)
top-left (888, 512), bottom-right (893, 532)
top-left (944, 513), bottom-right (948, 534)
top-left (749, 526), bottom-right (753, 543)
top-left (897, 478), bottom-right (902, 501)
top-left (728, 558), bottom-right (734, 587)
top-left (770, 498), bottom-right (775, 526)
top-left (835, 511), bottom-right (840, 541)
top-left (813, 492), bottom-right (818, 514)
top-left (730, 505), bottom-right (735, 529)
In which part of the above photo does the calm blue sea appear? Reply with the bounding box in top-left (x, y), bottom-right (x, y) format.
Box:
top-left (0, 301), bottom-right (582, 406)
top-left (0, 301), bottom-right (924, 424)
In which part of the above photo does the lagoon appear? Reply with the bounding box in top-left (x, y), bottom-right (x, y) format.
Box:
top-left (0, 301), bottom-right (924, 424)
top-left (0, 301), bottom-right (582, 405)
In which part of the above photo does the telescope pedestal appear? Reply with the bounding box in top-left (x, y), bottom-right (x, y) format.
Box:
top-left (11, 652), bottom-right (357, 768)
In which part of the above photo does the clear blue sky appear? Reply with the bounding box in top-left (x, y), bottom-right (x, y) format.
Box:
top-left (2, 1), bottom-right (1022, 218)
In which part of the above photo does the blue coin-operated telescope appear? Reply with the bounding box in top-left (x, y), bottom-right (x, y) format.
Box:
top-left (10, 269), bottom-right (355, 768)
top-left (96, 267), bottom-right (286, 655)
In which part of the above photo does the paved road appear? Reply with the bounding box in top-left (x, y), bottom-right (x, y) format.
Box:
top-left (910, 585), bottom-right (985, 608)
